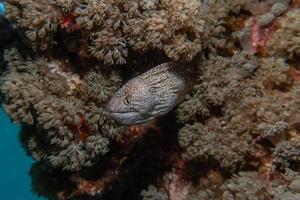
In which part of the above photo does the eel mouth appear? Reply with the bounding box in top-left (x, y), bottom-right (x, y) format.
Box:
top-left (108, 111), bottom-right (154, 125)
top-left (108, 111), bottom-right (138, 115)
top-left (108, 111), bottom-right (141, 125)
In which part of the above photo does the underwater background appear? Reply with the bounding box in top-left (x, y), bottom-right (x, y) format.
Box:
top-left (0, 109), bottom-right (43, 200)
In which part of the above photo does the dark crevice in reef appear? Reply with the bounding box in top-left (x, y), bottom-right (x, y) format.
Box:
top-left (0, 15), bottom-right (16, 73)
top-left (22, 110), bottom-right (183, 200)
top-left (30, 163), bottom-right (71, 200)
top-left (101, 113), bottom-right (182, 200)
top-left (119, 50), bottom-right (170, 83)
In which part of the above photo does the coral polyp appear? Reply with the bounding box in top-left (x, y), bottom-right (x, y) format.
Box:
top-left (0, 48), bottom-right (123, 171)
top-left (1, 0), bottom-right (300, 200)
top-left (4, 0), bottom-right (206, 64)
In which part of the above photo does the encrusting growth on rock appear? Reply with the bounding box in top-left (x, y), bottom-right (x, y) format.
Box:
top-left (0, 48), bottom-right (123, 171)
top-left (5, 0), bottom-right (207, 64)
top-left (1, 0), bottom-right (300, 199)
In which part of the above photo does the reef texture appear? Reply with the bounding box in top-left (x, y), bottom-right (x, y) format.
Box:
top-left (1, 0), bottom-right (300, 200)
top-left (4, 0), bottom-right (206, 64)
top-left (141, 169), bottom-right (300, 200)
top-left (267, 7), bottom-right (300, 58)
top-left (0, 48), bottom-right (123, 171)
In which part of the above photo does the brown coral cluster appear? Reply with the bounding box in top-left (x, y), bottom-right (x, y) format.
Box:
top-left (141, 169), bottom-right (300, 200)
top-left (5, 0), bottom-right (61, 50)
top-left (5, 0), bottom-right (206, 64)
top-left (1, 48), bottom-right (123, 171)
top-left (1, 0), bottom-right (300, 200)
top-left (267, 8), bottom-right (300, 58)
top-left (167, 0), bottom-right (300, 199)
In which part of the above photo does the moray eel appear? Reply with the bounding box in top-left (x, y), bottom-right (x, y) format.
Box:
top-left (107, 62), bottom-right (193, 125)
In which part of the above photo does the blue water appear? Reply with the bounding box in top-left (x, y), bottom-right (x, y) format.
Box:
top-left (0, 109), bottom-right (43, 200)
top-left (0, 2), bottom-right (4, 15)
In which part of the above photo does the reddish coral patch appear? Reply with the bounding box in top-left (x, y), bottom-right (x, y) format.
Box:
top-left (61, 12), bottom-right (80, 32)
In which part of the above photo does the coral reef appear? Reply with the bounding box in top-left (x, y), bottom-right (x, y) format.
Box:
top-left (1, 48), bottom-right (123, 171)
top-left (231, 0), bottom-right (292, 54)
top-left (5, 0), bottom-right (207, 64)
top-left (0, 14), bottom-right (15, 77)
top-left (267, 8), bottom-right (300, 59)
top-left (1, 0), bottom-right (300, 200)
top-left (141, 185), bottom-right (168, 200)
top-left (5, 0), bottom-right (61, 51)
top-left (176, 50), bottom-right (300, 172)
top-left (178, 120), bottom-right (250, 171)
top-left (273, 140), bottom-right (300, 169)
top-left (141, 169), bottom-right (300, 200)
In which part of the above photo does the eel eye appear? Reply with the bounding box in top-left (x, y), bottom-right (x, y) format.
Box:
top-left (124, 97), bottom-right (130, 105)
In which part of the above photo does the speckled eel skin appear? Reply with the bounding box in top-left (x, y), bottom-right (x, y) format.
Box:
top-left (107, 62), bottom-right (192, 125)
